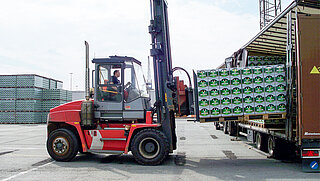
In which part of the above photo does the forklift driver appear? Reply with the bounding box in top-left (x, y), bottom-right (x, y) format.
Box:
top-left (111, 70), bottom-right (120, 84)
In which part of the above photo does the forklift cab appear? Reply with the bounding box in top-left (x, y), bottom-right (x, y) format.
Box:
top-left (93, 56), bottom-right (151, 121)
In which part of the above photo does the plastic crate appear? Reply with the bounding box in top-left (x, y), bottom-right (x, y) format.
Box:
top-left (15, 112), bottom-right (42, 123)
top-left (0, 88), bottom-right (16, 99)
top-left (0, 100), bottom-right (16, 111)
top-left (16, 100), bottom-right (42, 111)
top-left (0, 75), bottom-right (17, 87)
top-left (16, 88), bottom-right (43, 99)
top-left (0, 112), bottom-right (16, 123)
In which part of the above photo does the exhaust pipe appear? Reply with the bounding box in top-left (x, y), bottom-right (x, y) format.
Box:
top-left (85, 41), bottom-right (90, 101)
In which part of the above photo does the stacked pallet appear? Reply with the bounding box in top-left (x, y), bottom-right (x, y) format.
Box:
top-left (197, 64), bottom-right (287, 119)
top-left (248, 56), bottom-right (286, 66)
top-left (0, 75), bottom-right (72, 123)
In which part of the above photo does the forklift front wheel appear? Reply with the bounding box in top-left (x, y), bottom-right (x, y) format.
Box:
top-left (131, 128), bottom-right (169, 165)
top-left (47, 128), bottom-right (79, 162)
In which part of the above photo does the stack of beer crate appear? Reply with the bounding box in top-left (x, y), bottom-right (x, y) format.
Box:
top-left (248, 56), bottom-right (286, 66)
top-left (0, 74), bottom-right (72, 123)
top-left (197, 64), bottom-right (287, 120)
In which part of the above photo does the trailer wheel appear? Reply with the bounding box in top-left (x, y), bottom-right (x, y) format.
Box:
top-left (255, 132), bottom-right (266, 151)
top-left (267, 136), bottom-right (276, 156)
top-left (47, 128), bottom-right (79, 162)
top-left (223, 122), bottom-right (228, 134)
top-left (131, 128), bottom-right (169, 165)
top-left (215, 123), bottom-right (220, 130)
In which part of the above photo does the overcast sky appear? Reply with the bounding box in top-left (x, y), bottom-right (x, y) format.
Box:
top-left (0, 0), bottom-right (293, 90)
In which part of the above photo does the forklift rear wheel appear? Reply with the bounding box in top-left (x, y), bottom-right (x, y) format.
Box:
top-left (131, 128), bottom-right (169, 165)
top-left (47, 128), bottom-right (79, 162)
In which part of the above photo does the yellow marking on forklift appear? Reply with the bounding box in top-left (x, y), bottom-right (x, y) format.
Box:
top-left (165, 93), bottom-right (168, 102)
top-left (131, 125), bottom-right (136, 127)
top-left (104, 90), bottom-right (118, 94)
top-left (310, 66), bottom-right (320, 74)
top-left (74, 122), bottom-right (80, 124)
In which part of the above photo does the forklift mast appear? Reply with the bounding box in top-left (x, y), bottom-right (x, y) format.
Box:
top-left (149, 0), bottom-right (177, 151)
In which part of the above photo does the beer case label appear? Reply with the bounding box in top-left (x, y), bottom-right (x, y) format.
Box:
top-left (222, 107), bottom-right (232, 115)
top-left (253, 76), bottom-right (263, 84)
top-left (210, 98), bottom-right (220, 106)
top-left (221, 98), bottom-right (231, 105)
top-left (232, 97), bottom-right (242, 104)
top-left (264, 66), bottom-right (274, 74)
top-left (219, 69), bottom-right (229, 77)
top-left (209, 70), bottom-right (218, 78)
top-left (255, 95), bottom-right (264, 103)
top-left (231, 78), bottom-right (241, 86)
top-left (242, 77), bottom-right (252, 85)
top-left (197, 71), bottom-right (207, 78)
top-left (221, 88), bottom-right (231, 96)
top-left (277, 94), bottom-right (286, 102)
top-left (266, 95), bottom-right (276, 102)
top-left (275, 65), bottom-right (285, 73)
top-left (233, 107), bottom-right (243, 114)
top-left (255, 105), bottom-right (265, 113)
top-left (230, 68), bottom-right (240, 76)
top-left (232, 87), bottom-right (242, 95)
top-left (265, 85), bottom-right (275, 93)
top-left (242, 68), bottom-right (252, 75)
top-left (211, 108), bottom-right (220, 115)
top-left (209, 79), bottom-right (219, 87)
top-left (198, 80), bottom-right (208, 88)
top-left (254, 86), bottom-right (264, 94)
top-left (243, 87), bottom-right (253, 94)
top-left (253, 67), bottom-right (263, 75)
top-left (199, 90), bottom-right (208, 97)
top-left (277, 104), bottom-right (286, 112)
top-left (199, 99), bottom-right (209, 107)
top-left (266, 104), bottom-right (276, 112)
top-left (264, 76), bottom-right (274, 83)
top-left (210, 89), bottom-right (219, 97)
top-left (244, 106), bottom-right (254, 114)
top-left (244, 96), bottom-right (253, 104)
top-left (276, 84), bottom-right (286, 92)
top-left (200, 108), bottom-right (209, 116)
top-left (220, 79), bottom-right (230, 86)
top-left (276, 75), bottom-right (285, 83)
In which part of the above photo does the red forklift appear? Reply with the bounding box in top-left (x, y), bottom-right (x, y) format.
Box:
top-left (46, 0), bottom-right (179, 165)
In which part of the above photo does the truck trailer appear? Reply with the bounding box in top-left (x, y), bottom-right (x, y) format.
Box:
top-left (195, 0), bottom-right (320, 172)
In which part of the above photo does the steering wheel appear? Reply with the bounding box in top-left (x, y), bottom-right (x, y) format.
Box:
top-left (124, 82), bottom-right (132, 90)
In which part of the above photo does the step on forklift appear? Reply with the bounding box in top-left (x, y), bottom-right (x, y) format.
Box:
top-left (46, 0), bottom-right (180, 165)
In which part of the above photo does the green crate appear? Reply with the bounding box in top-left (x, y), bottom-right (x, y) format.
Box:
top-left (16, 100), bottom-right (42, 111)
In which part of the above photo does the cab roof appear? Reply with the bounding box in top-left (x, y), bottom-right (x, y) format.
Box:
top-left (92, 56), bottom-right (141, 65)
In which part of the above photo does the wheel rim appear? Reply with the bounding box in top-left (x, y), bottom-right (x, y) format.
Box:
top-left (268, 137), bottom-right (274, 155)
top-left (256, 134), bottom-right (261, 149)
top-left (138, 137), bottom-right (160, 159)
top-left (52, 136), bottom-right (70, 156)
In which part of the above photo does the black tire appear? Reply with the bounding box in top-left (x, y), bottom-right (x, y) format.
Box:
top-left (215, 123), bottom-right (220, 130)
top-left (267, 136), bottom-right (276, 157)
top-left (228, 122), bottom-right (237, 136)
top-left (47, 128), bottom-right (79, 162)
top-left (223, 122), bottom-right (228, 134)
top-left (255, 132), bottom-right (266, 151)
top-left (131, 128), bottom-right (169, 165)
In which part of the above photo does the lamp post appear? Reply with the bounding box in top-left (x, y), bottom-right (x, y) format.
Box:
top-left (69, 73), bottom-right (73, 91)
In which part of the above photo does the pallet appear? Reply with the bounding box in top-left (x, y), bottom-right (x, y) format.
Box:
top-left (243, 113), bottom-right (286, 121)
top-left (246, 122), bottom-right (285, 128)
top-left (200, 115), bottom-right (243, 123)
